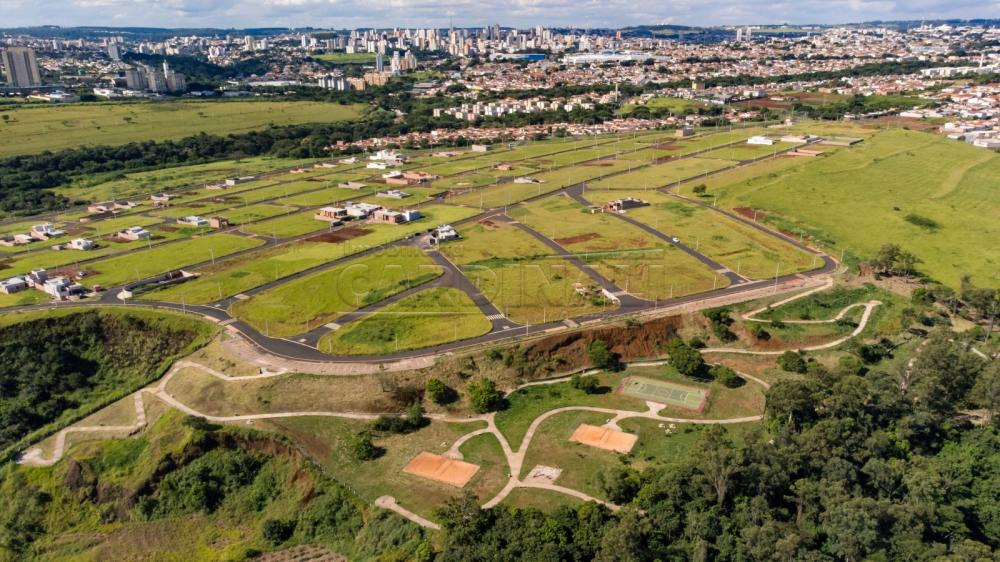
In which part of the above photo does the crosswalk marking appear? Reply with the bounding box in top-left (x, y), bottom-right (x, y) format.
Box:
top-left (486, 313), bottom-right (505, 320)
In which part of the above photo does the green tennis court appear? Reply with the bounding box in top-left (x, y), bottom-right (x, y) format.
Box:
top-left (617, 376), bottom-right (708, 411)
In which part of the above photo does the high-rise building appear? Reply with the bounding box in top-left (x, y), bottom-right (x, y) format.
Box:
top-left (375, 52), bottom-right (384, 72)
top-left (107, 44), bottom-right (121, 61)
top-left (1, 47), bottom-right (42, 87)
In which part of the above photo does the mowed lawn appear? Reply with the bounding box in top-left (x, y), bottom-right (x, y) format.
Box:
top-left (511, 195), bottom-right (728, 299)
top-left (230, 246), bottom-right (442, 337)
top-left (0, 100), bottom-right (364, 156)
top-left (318, 287), bottom-right (493, 354)
top-left (82, 233), bottom-right (264, 287)
top-left (713, 129), bottom-right (1000, 288)
top-left (440, 220), bottom-right (607, 323)
top-left (606, 190), bottom-right (818, 279)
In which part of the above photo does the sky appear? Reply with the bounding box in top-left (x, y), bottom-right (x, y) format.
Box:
top-left (3, 0), bottom-right (1000, 30)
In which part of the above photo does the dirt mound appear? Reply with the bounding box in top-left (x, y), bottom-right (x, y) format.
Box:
top-left (524, 315), bottom-right (686, 369)
top-left (555, 232), bottom-right (601, 245)
top-left (308, 227), bottom-right (372, 243)
top-left (733, 207), bottom-right (763, 220)
top-left (581, 160), bottom-right (615, 167)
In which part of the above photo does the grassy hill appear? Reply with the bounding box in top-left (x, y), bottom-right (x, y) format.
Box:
top-left (0, 308), bottom-right (213, 459)
top-left (0, 100), bottom-right (364, 157)
top-left (0, 411), bottom-right (421, 560)
top-left (713, 128), bottom-right (1000, 288)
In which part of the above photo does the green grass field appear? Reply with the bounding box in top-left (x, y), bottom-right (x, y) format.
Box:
top-left (712, 129), bottom-right (1000, 287)
top-left (55, 156), bottom-right (326, 202)
top-left (318, 287), bottom-right (493, 354)
top-left (589, 157), bottom-right (734, 190)
top-left (82, 233), bottom-right (263, 288)
top-left (239, 209), bottom-right (330, 239)
top-left (230, 247), bottom-right (442, 337)
top-left (440, 220), bottom-right (607, 323)
top-left (0, 101), bottom-right (364, 156)
top-left (511, 195), bottom-right (728, 299)
top-left (140, 205), bottom-right (477, 304)
top-left (598, 190), bottom-right (818, 279)
top-left (620, 96), bottom-right (708, 116)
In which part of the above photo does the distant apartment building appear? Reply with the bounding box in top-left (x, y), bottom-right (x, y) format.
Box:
top-left (1, 47), bottom-right (42, 87)
top-left (124, 61), bottom-right (186, 93)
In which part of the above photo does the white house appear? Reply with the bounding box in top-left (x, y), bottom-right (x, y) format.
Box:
top-left (747, 136), bottom-right (775, 146)
top-left (433, 224), bottom-right (460, 242)
top-left (118, 226), bottom-right (152, 241)
top-left (31, 224), bottom-right (65, 239)
top-left (67, 238), bottom-right (95, 250)
top-left (177, 216), bottom-right (209, 228)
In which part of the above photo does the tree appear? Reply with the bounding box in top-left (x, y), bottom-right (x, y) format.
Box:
top-left (971, 361), bottom-right (1000, 425)
top-left (710, 365), bottom-right (743, 388)
top-left (778, 350), bottom-right (807, 373)
top-left (425, 378), bottom-right (457, 405)
top-left (667, 338), bottom-right (706, 378)
top-left (350, 432), bottom-right (379, 461)
top-left (468, 379), bottom-right (504, 413)
top-left (587, 340), bottom-right (618, 370)
top-left (694, 426), bottom-right (741, 506)
top-left (406, 400), bottom-right (426, 429)
top-left (765, 379), bottom-right (819, 426)
top-left (598, 467), bottom-right (641, 504)
top-left (571, 373), bottom-right (600, 394)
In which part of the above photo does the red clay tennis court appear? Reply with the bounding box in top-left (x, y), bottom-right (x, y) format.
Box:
top-left (569, 424), bottom-right (638, 453)
top-left (402, 452), bottom-right (480, 488)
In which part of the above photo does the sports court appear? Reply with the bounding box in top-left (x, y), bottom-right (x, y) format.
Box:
top-left (617, 375), bottom-right (708, 412)
top-left (402, 451), bottom-right (480, 488)
top-left (569, 424), bottom-right (638, 453)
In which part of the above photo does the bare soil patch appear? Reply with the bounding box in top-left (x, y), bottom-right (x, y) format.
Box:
top-left (307, 226), bottom-right (372, 243)
top-left (554, 232), bottom-right (601, 245)
top-left (581, 160), bottom-right (615, 167)
top-left (569, 424), bottom-right (637, 453)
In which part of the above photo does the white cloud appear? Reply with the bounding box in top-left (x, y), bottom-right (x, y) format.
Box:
top-left (7, 0), bottom-right (1000, 28)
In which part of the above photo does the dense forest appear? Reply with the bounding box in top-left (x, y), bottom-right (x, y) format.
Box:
top-left (431, 329), bottom-right (999, 561)
top-left (0, 310), bottom-right (211, 459)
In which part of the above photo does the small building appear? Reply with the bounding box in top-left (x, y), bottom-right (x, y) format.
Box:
top-left (496, 163), bottom-right (513, 171)
top-left (118, 226), bottom-right (152, 241)
top-left (747, 136), bottom-right (775, 146)
top-left (605, 197), bottom-right (649, 213)
top-left (30, 224), bottom-right (66, 240)
top-left (432, 224), bottom-right (460, 242)
top-left (225, 176), bottom-right (256, 186)
top-left (0, 276), bottom-right (28, 294)
top-left (314, 206), bottom-right (348, 223)
top-left (371, 209), bottom-right (421, 225)
top-left (367, 161), bottom-right (389, 170)
top-left (402, 171), bottom-right (436, 183)
top-left (470, 144), bottom-right (491, 152)
top-left (209, 216), bottom-right (229, 229)
top-left (67, 238), bottom-right (95, 250)
top-left (41, 276), bottom-right (86, 300)
top-left (177, 216), bottom-right (209, 228)
top-left (150, 193), bottom-right (174, 205)
top-left (376, 189), bottom-right (412, 199)
top-left (675, 126), bottom-right (695, 138)
top-left (338, 181), bottom-right (367, 190)
top-left (345, 202), bottom-right (383, 219)
top-left (514, 176), bottom-right (543, 184)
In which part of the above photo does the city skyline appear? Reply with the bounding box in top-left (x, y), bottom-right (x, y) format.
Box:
top-left (3, 0), bottom-right (1000, 30)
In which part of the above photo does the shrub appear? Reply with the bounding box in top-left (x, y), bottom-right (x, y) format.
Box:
top-left (747, 323), bottom-right (769, 340)
top-left (350, 432), bottom-right (380, 461)
top-left (571, 374), bottom-right (600, 394)
top-left (468, 379), bottom-right (504, 413)
top-left (425, 378), bottom-right (457, 405)
top-left (262, 518), bottom-right (296, 545)
top-left (709, 365), bottom-right (744, 388)
top-left (688, 336), bottom-right (706, 349)
top-left (778, 351), bottom-right (807, 373)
